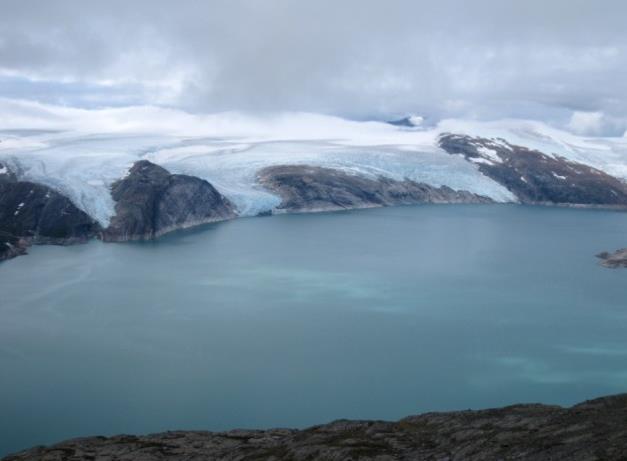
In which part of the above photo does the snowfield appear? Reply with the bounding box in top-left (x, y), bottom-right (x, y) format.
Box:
top-left (1, 99), bottom-right (627, 225)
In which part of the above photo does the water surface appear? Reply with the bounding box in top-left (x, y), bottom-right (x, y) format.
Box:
top-left (1, 205), bottom-right (626, 456)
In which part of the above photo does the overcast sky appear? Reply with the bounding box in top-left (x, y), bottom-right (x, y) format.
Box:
top-left (1, 0), bottom-right (627, 134)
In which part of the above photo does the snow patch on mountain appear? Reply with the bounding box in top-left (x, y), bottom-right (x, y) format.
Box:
top-left (438, 118), bottom-right (627, 179)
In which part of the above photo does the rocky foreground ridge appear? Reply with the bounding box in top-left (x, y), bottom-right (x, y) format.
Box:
top-left (5, 393), bottom-right (627, 461)
top-left (2, 133), bottom-right (627, 263)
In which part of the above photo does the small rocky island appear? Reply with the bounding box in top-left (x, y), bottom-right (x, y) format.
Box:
top-left (597, 248), bottom-right (627, 268)
top-left (5, 393), bottom-right (627, 460)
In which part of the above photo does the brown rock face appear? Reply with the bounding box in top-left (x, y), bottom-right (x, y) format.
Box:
top-left (257, 164), bottom-right (492, 213)
top-left (5, 394), bottom-right (627, 460)
top-left (103, 160), bottom-right (237, 241)
top-left (438, 133), bottom-right (627, 207)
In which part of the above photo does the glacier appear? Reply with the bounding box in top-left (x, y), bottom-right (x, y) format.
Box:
top-left (1, 100), bottom-right (627, 225)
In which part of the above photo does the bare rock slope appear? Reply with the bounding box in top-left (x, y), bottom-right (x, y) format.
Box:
top-left (438, 133), bottom-right (627, 207)
top-left (103, 160), bottom-right (236, 241)
top-left (0, 161), bottom-right (100, 261)
top-left (5, 393), bottom-right (627, 461)
top-left (258, 164), bottom-right (492, 213)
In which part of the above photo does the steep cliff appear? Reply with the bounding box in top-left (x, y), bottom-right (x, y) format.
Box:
top-left (103, 160), bottom-right (237, 241)
top-left (0, 161), bottom-right (100, 261)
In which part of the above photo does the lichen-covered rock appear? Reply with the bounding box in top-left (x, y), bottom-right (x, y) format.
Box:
top-left (103, 160), bottom-right (236, 241)
top-left (438, 133), bottom-right (627, 207)
top-left (5, 394), bottom-right (627, 460)
top-left (258, 164), bottom-right (492, 213)
top-left (0, 161), bottom-right (100, 261)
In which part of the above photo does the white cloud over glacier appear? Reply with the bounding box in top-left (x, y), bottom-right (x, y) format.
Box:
top-left (0, 0), bottom-right (626, 133)
top-left (2, 0), bottom-right (627, 223)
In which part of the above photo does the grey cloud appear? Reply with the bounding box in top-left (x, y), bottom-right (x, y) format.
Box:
top-left (1, 0), bottom-right (627, 131)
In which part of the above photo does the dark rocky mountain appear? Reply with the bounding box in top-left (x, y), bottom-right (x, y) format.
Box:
top-left (0, 161), bottom-right (100, 261)
top-left (5, 393), bottom-right (627, 460)
top-left (103, 160), bottom-right (237, 241)
top-left (388, 117), bottom-right (416, 127)
top-left (387, 115), bottom-right (424, 128)
top-left (258, 164), bottom-right (492, 213)
top-left (438, 133), bottom-right (627, 207)
top-left (597, 248), bottom-right (627, 268)
top-left (0, 160), bottom-right (238, 260)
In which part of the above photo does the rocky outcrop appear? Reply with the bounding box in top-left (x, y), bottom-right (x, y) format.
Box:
top-left (103, 160), bottom-right (237, 241)
top-left (258, 164), bottom-right (492, 213)
top-left (6, 393), bottom-right (627, 460)
top-left (0, 159), bottom-right (237, 259)
top-left (0, 161), bottom-right (100, 261)
top-left (387, 116), bottom-right (423, 128)
top-left (438, 133), bottom-right (627, 207)
top-left (0, 232), bottom-right (28, 261)
top-left (597, 248), bottom-right (627, 268)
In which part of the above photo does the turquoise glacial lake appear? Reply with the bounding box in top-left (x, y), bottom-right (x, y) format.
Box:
top-left (1, 204), bottom-right (626, 456)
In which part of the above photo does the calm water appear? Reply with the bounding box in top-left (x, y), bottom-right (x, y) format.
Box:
top-left (1, 204), bottom-right (627, 456)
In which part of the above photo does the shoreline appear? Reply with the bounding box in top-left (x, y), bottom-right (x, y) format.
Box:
top-left (3, 200), bottom-right (626, 266)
